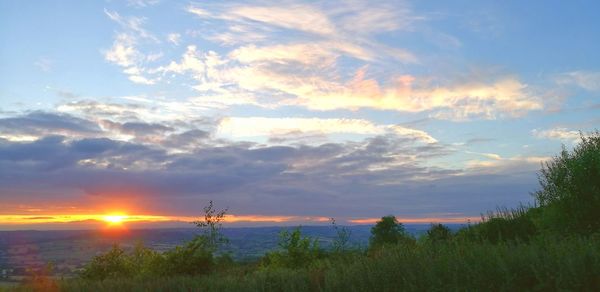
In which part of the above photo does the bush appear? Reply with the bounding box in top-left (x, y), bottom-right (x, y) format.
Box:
top-left (80, 243), bottom-right (163, 280)
top-left (455, 206), bottom-right (538, 244)
top-left (163, 238), bottom-right (214, 276)
top-left (262, 227), bottom-right (322, 269)
top-left (426, 223), bottom-right (453, 243)
top-left (534, 131), bottom-right (600, 234)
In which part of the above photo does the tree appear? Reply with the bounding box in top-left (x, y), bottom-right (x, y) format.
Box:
top-left (426, 223), bottom-right (453, 243)
top-left (369, 215), bottom-right (411, 248)
top-left (533, 131), bottom-right (600, 234)
top-left (164, 200), bottom-right (230, 276)
top-left (330, 218), bottom-right (351, 252)
top-left (192, 200), bottom-right (229, 252)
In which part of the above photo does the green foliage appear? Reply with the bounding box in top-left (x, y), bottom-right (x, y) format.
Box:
top-left (80, 243), bottom-right (163, 280)
top-left (369, 215), bottom-right (414, 248)
top-left (534, 131), bottom-right (600, 234)
top-left (80, 244), bottom-right (130, 280)
top-left (162, 238), bottom-right (214, 276)
top-left (457, 206), bottom-right (538, 244)
top-left (262, 227), bottom-right (322, 269)
top-left (426, 223), bottom-right (453, 243)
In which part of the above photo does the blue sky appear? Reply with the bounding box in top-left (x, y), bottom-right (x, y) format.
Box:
top-left (0, 0), bottom-right (599, 228)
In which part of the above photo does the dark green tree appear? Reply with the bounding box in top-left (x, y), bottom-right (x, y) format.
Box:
top-left (369, 215), bottom-right (412, 248)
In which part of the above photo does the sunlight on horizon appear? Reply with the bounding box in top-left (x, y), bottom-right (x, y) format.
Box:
top-left (102, 214), bottom-right (128, 225)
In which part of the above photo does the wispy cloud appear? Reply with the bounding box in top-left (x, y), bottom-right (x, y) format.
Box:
top-left (555, 71), bottom-right (600, 91)
top-left (167, 33), bottom-right (181, 45)
top-left (532, 127), bottom-right (581, 142)
top-left (103, 9), bottom-right (160, 85)
top-left (34, 57), bottom-right (53, 72)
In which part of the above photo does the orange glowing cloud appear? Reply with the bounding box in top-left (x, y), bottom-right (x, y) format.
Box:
top-left (0, 213), bottom-right (332, 228)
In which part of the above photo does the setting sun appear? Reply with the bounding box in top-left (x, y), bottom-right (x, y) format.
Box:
top-left (103, 214), bottom-right (128, 224)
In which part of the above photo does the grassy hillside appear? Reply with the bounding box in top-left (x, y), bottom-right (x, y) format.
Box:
top-left (9, 131), bottom-right (600, 291)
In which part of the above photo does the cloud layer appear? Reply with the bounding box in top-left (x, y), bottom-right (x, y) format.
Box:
top-left (0, 108), bottom-right (544, 222)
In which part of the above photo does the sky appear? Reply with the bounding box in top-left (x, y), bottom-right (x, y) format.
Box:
top-left (0, 0), bottom-right (599, 229)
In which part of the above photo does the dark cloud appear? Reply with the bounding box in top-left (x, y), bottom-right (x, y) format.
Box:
top-left (0, 111), bottom-right (101, 137)
top-left (161, 129), bottom-right (210, 149)
top-left (101, 120), bottom-right (175, 136)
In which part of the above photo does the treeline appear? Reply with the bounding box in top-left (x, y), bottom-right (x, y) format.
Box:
top-left (17, 131), bottom-right (600, 291)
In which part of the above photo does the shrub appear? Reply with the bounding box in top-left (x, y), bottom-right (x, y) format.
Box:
top-left (163, 238), bottom-right (214, 276)
top-left (80, 245), bottom-right (133, 280)
top-left (533, 131), bottom-right (600, 234)
top-left (79, 243), bottom-right (165, 281)
top-left (426, 223), bottom-right (453, 243)
top-left (262, 227), bottom-right (322, 269)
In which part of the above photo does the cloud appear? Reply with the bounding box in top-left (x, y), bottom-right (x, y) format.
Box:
top-left (0, 109), bottom-right (541, 220)
top-left (101, 1), bottom-right (543, 120)
top-left (104, 9), bottom-right (158, 42)
top-left (103, 10), bottom-right (159, 85)
top-left (465, 155), bottom-right (550, 174)
top-left (188, 3), bottom-right (337, 36)
top-left (167, 33), bottom-right (181, 45)
top-left (218, 117), bottom-right (380, 137)
top-left (290, 72), bottom-right (542, 120)
top-left (99, 1), bottom-right (550, 122)
top-left (185, 1), bottom-right (418, 63)
top-left (216, 117), bottom-right (437, 144)
top-left (128, 75), bottom-right (155, 84)
top-left (148, 34), bottom-right (536, 121)
top-left (127, 0), bottom-right (160, 8)
top-left (333, 1), bottom-right (417, 34)
top-left (532, 127), bottom-right (580, 142)
top-left (34, 57), bottom-right (53, 72)
top-left (0, 111), bottom-right (101, 141)
top-left (555, 71), bottom-right (600, 91)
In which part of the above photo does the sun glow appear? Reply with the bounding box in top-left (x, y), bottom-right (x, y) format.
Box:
top-left (103, 214), bottom-right (128, 224)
